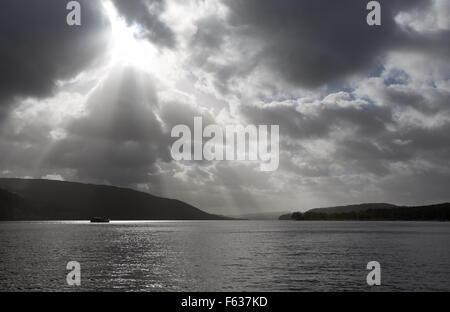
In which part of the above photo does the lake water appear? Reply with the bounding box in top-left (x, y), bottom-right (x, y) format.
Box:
top-left (0, 221), bottom-right (449, 291)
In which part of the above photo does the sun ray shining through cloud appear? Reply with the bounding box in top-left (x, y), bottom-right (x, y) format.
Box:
top-left (103, 0), bottom-right (182, 87)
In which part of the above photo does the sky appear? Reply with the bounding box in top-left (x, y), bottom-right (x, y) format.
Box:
top-left (0, 0), bottom-right (449, 215)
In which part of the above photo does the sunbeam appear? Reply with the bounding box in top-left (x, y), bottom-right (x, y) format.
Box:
top-left (102, 0), bottom-right (179, 85)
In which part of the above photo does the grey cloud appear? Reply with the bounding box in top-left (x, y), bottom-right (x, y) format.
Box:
top-left (383, 85), bottom-right (450, 115)
top-left (188, 15), bottom-right (259, 94)
top-left (159, 101), bottom-right (216, 132)
top-left (240, 82), bottom-right (450, 182)
top-left (191, 0), bottom-right (438, 91)
top-left (325, 115), bottom-right (450, 177)
top-left (240, 97), bottom-right (393, 141)
top-left (0, 0), bottom-right (110, 114)
top-left (398, 123), bottom-right (450, 152)
top-left (191, 16), bottom-right (228, 51)
top-left (110, 0), bottom-right (176, 48)
top-left (395, 28), bottom-right (450, 61)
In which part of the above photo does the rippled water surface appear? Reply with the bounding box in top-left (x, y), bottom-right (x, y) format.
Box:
top-left (0, 221), bottom-right (449, 291)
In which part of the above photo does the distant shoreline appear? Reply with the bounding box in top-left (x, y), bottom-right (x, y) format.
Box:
top-left (279, 202), bottom-right (450, 222)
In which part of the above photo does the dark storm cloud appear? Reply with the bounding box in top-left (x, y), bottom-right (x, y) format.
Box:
top-left (110, 0), bottom-right (176, 48)
top-left (395, 29), bottom-right (450, 61)
top-left (329, 110), bottom-right (450, 176)
top-left (189, 15), bottom-right (258, 94)
top-left (241, 103), bottom-right (390, 177)
top-left (0, 0), bottom-right (110, 113)
top-left (240, 96), bottom-right (393, 141)
top-left (191, 0), bottom-right (438, 90)
top-left (192, 17), bottom-right (228, 50)
top-left (397, 122), bottom-right (450, 153)
top-left (382, 85), bottom-right (450, 115)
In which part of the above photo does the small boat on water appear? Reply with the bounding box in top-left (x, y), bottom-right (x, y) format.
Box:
top-left (90, 217), bottom-right (110, 223)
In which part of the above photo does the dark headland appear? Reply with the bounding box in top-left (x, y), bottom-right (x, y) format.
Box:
top-left (0, 178), bottom-right (231, 221)
top-left (280, 203), bottom-right (450, 221)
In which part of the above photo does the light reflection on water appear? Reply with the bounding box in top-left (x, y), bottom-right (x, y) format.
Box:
top-left (0, 221), bottom-right (449, 291)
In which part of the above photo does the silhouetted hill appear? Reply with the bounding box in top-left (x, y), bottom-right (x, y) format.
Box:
top-left (278, 203), bottom-right (396, 220)
top-left (0, 178), bottom-right (230, 221)
top-left (307, 203), bottom-right (397, 214)
top-left (0, 188), bottom-right (30, 220)
top-left (280, 203), bottom-right (450, 221)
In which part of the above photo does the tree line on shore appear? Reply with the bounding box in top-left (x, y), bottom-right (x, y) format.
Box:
top-left (280, 203), bottom-right (450, 221)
